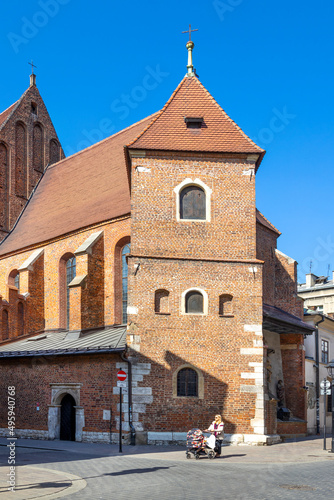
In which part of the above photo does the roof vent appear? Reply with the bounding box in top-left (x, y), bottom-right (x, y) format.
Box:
top-left (184, 117), bottom-right (203, 129)
top-left (26, 334), bottom-right (47, 342)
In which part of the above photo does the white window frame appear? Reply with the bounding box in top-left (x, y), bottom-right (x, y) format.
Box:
top-left (181, 287), bottom-right (208, 315)
top-left (174, 178), bottom-right (212, 222)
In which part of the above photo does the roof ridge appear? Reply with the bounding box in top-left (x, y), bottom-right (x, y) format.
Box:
top-left (0, 85), bottom-right (39, 132)
top-left (256, 208), bottom-right (281, 235)
top-left (47, 111), bottom-right (159, 172)
top-left (193, 77), bottom-right (264, 152)
top-left (127, 76), bottom-right (187, 148)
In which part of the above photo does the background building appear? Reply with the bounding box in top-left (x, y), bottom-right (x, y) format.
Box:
top-left (303, 312), bottom-right (334, 434)
top-left (298, 273), bottom-right (334, 317)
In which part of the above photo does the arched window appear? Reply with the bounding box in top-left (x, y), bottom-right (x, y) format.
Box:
top-left (177, 368), bottom-right (198, 397)
top-left (59, 253), bottom-right (76, 329)
top-left (33, 123), bottom-right (44, 172)
top-left (2, 310), bottom-right (9, 340)
top-left (66, 257), bottom-right (76, 329)
top-left (155, 289), bottom-right (170, 314)
top-left (185, 290), bottom-right (203, 314)
top-left (122, 243), bottom-right (130, 324)
top-left (15, 122), bottom-right (27, 197)
top-left (219, 294), bottom-right (233, 316)
top-left (50, 139), bottom-right (60, 165)
top-left (8, 270), bottom-right (20, 292)
top-left (180, 185), bottom-right (205, 220)
top-left (17, 302), bottom-right (24, 336)
top-left (0, 142), bottom-right (9, 230)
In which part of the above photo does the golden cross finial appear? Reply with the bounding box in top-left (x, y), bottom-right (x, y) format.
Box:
top-left (182, 24), bottom-right (198, 42)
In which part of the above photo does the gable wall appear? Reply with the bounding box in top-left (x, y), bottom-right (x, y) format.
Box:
top-left (0, 85), bottom-right (64, 240)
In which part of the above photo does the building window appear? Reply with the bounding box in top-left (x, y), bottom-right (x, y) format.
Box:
top-left (2, 310), bottom-right (9, 340)
top-left (8, 270), bottom-right (20, 292)
top-left (14, 273), bottom-right (20, 291)
top-left (66, 256), bottom-right (76, 329)
top-left (154, 289), bottom-right (170, 314)
top-left (50, 139), bottom-right (60, 165)
top-left (174, 178), bottom-right (212, 222)
top-left (0, 142), bottom-right (9, 231)
top-left (177, 368), bottom-right (198, 397)
top-left (33, 123), bottom-right (44, 172)
top-left (185, 290), bottom-right (203, 314)
top-left (122, 243), bottom-right (130, 324)
top-left (31, 102), bottom-right (37, 114)
top-left (17, 302), bottom-right (24, 336)
top-left (15, 122), bottom-right (27, 198)
top-left (180, 186), bottom-right (205, 220)
top-left (321, 340), bottom-right (329, 364)
top-left (219, 294), bottom-right (233, 316)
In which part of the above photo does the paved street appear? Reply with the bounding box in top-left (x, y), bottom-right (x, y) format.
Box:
top-left (1, 437), bottom-right (334, 499)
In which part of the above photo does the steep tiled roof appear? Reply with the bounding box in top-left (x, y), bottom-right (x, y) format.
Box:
top-left (128, 76), bottom-right (264, 161)
top-left (0, 113), bottom-right (157, 257)
top-left (256, 209), bottom-right (281, 235)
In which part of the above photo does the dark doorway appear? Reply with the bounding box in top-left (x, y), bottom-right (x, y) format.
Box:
top-left (60, 394), bottom-right (76, 441)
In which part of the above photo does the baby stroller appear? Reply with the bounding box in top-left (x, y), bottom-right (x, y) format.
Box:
top-left (186, 428), bottom-right (216, 459)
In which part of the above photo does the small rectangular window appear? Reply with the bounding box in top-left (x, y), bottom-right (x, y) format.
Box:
top-left (321, 340), bottom-right (329, 364)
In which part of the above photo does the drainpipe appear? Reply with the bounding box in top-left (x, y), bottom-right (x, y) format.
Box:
top-left (120, 351), bottom-right (136, 445)
top-left (315, 315), bottom-right (325, 435)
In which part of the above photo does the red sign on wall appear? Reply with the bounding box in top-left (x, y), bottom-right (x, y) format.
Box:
top-left (117, 370), bottom-right (127, 381)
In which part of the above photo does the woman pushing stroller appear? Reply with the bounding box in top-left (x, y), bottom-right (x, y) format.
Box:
top-left (204, 414), bottom-right (224, 457)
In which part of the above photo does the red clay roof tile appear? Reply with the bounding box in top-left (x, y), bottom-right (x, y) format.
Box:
top-left (0, 113), bottom-right (157, 256)
top-left (128, 76), bottom-right (264, 157)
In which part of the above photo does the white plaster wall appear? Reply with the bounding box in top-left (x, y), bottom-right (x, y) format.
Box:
top-left (263, 329), bottom-right (284, 399)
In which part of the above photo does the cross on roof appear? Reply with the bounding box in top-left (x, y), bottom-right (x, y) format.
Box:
top-left (28, 60), bottom-right (37, 75)
top-left (182, 24), bottom-right (198, 42)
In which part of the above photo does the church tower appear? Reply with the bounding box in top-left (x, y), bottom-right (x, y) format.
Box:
top-left (0, 70), bottom-right (64, 241)
top-left (125, 37), bottom-right (271, 440)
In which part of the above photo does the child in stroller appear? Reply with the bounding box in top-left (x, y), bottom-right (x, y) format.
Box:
top-left (186, 428), bottom-right (216, 459)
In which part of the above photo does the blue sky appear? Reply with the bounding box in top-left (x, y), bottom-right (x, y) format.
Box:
top-left (1, 0), bottom-right (333, 283)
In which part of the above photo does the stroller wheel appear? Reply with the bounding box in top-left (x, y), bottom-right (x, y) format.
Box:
top-left (186, 452), bottom-right (191, 459)
top-left (195, 453), bottom-right (200, 460)
top-left (208, 450), bottom-right (215, 459)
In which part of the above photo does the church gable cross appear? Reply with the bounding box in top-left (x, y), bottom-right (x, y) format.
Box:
top-left (182, 24), bottom-right (198, 42)
top-left (28, 60), bottom-right (37, 75)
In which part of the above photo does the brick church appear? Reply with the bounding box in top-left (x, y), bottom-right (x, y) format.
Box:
top-left (0, 42), bottom-right (314, 445)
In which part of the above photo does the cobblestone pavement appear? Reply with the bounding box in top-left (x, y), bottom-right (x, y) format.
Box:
top-left (37, 456), bottom-right (334, 500)
top-left (0, 438), bottom-right (333, 499)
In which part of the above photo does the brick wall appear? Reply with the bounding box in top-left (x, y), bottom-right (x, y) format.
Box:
top-left (0, 354), bottom-right (121, 433)
top-left (256, 222), bottom-right (277, 305)
top-left (0, 217), bottom-right (130, 342)
top-left (127, 151), bottom-right (267, 435)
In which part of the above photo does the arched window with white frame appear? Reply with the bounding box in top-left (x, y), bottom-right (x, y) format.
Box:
top-left (174, 178), bottom-right (212, 222)
top-left (181, 288), bottom-right (208, 315)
